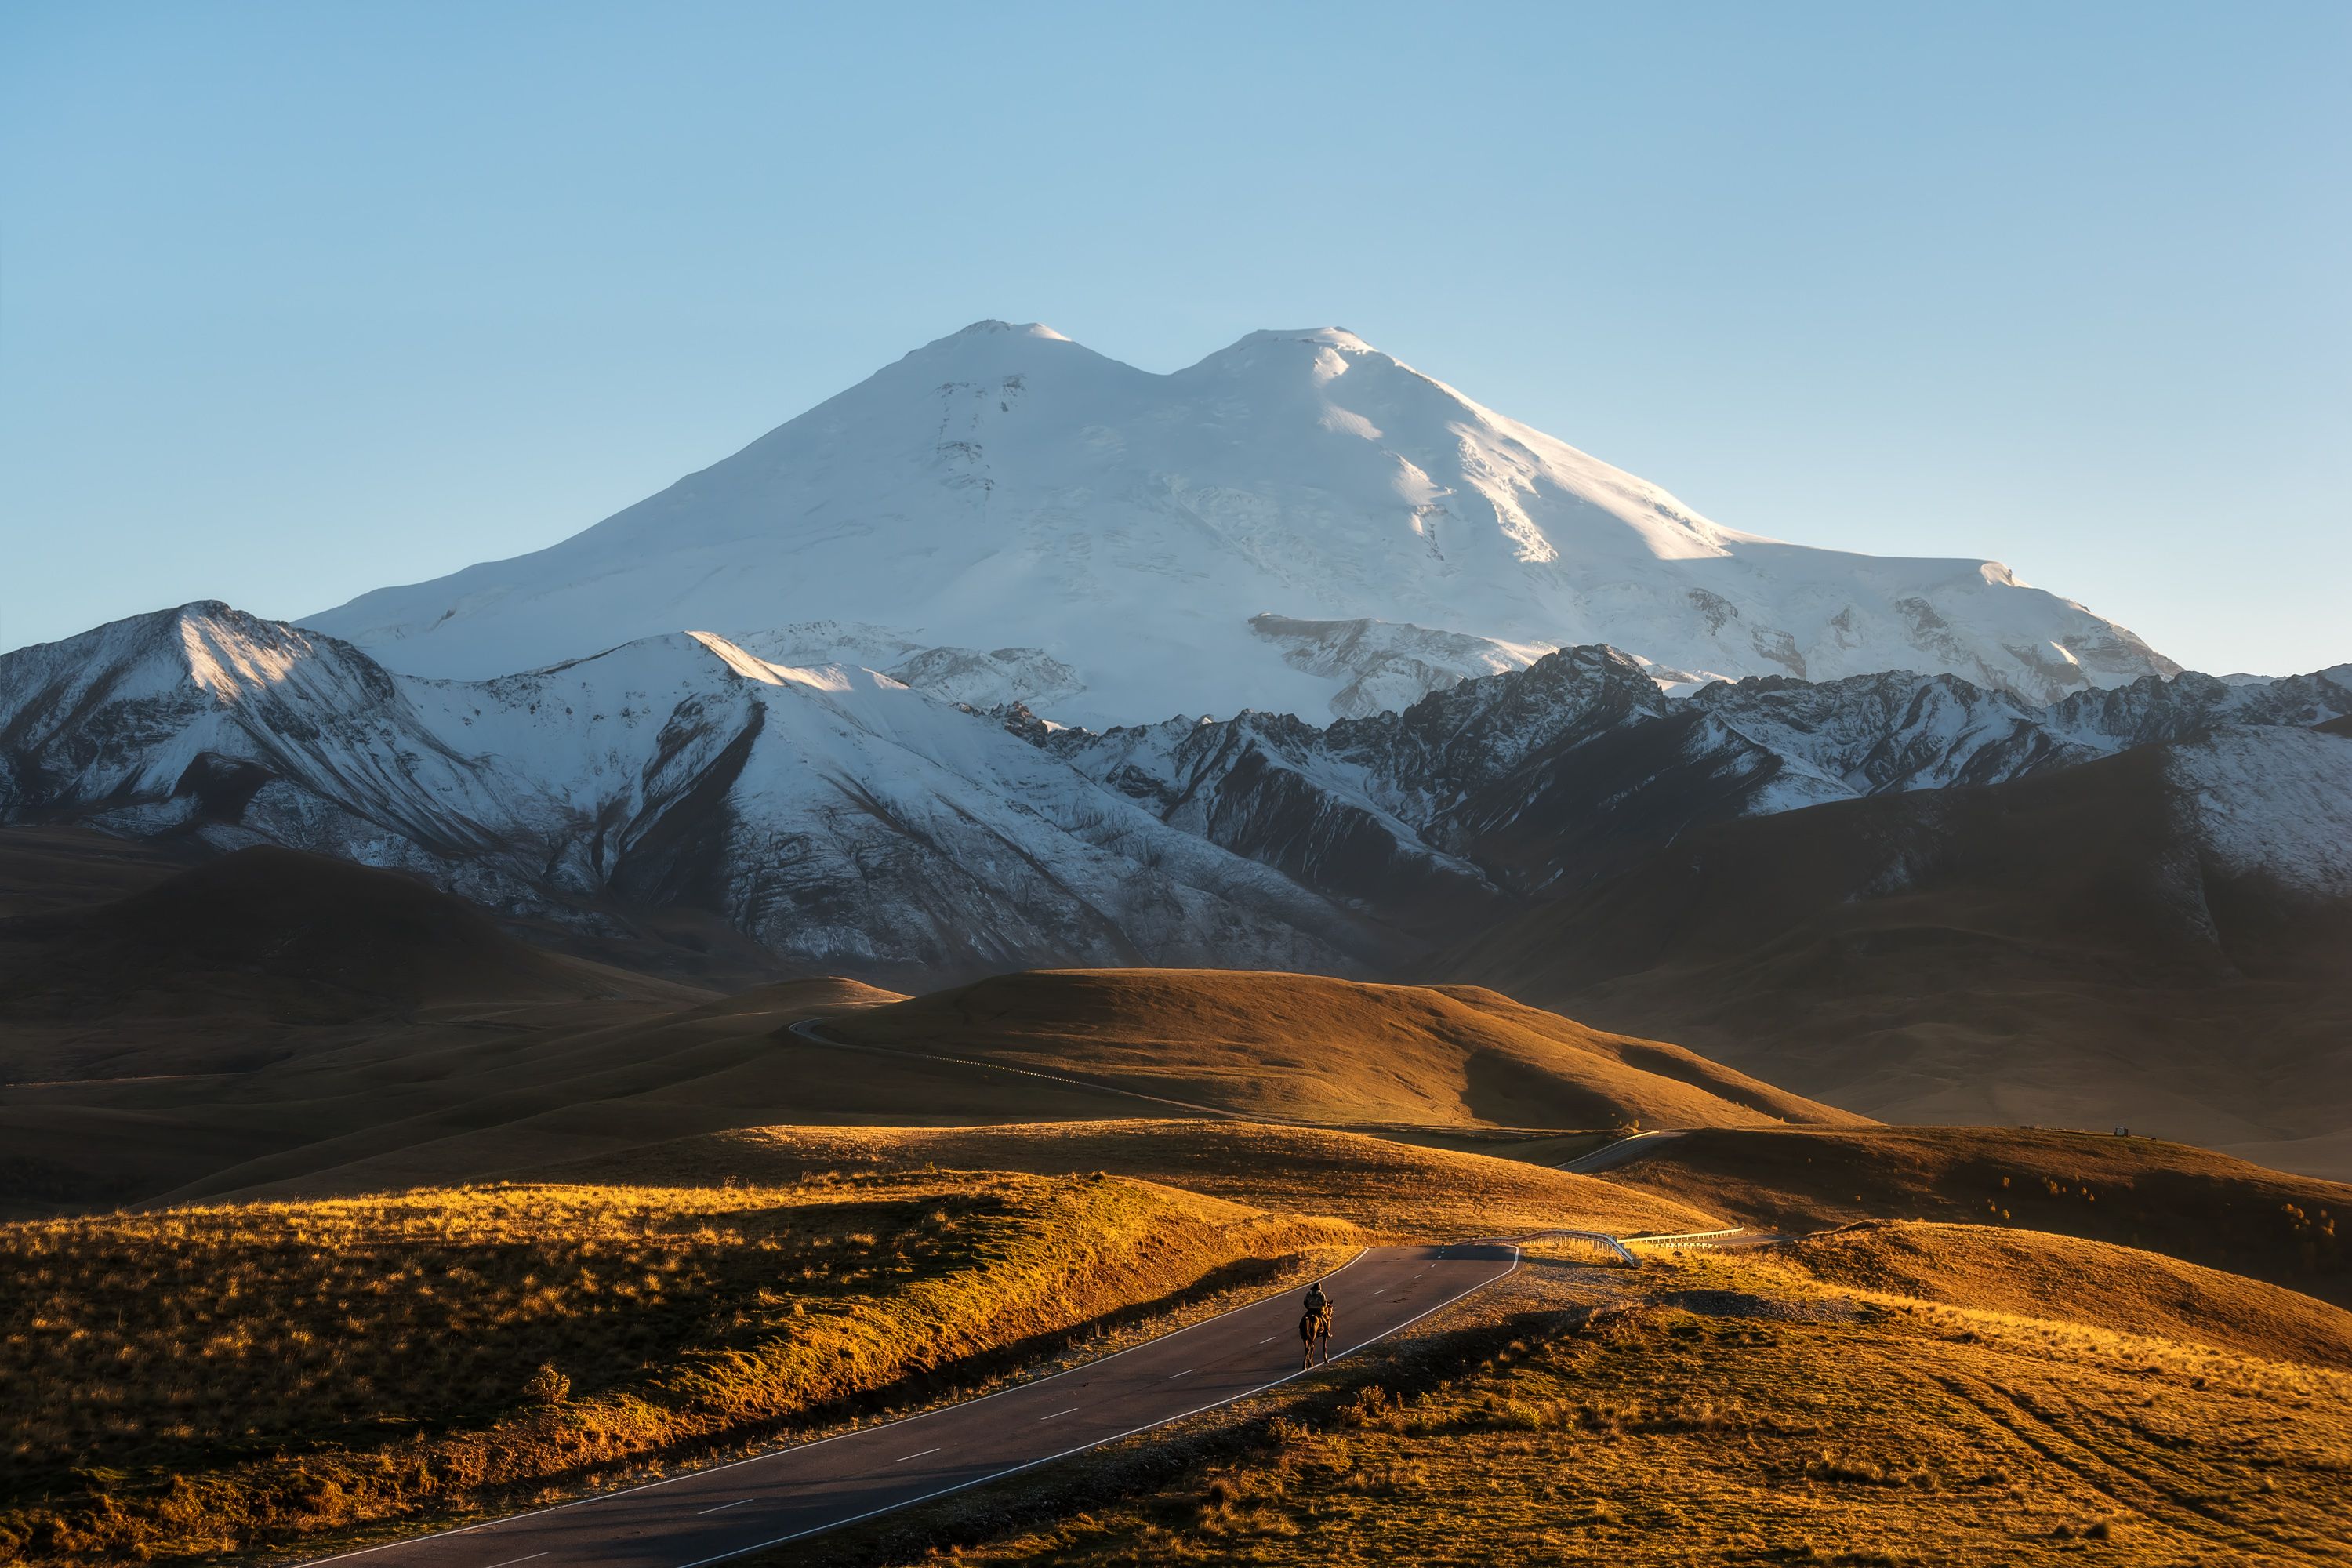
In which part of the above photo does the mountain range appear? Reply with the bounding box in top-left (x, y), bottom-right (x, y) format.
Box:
top-left (5, 321), bottom-right (2346, 1169)
top-left (4, 598), bottom-right (2343, 970)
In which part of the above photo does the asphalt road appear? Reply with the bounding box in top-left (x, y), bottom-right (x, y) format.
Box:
top-left (303, 1242), bottom-right (1519, 1568)
top-left (1557, 1129), bottom-right (1684, 1174)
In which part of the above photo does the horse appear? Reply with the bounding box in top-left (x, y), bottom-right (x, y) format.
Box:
top-left (1299, 1306), bottom-right (1332, 1369)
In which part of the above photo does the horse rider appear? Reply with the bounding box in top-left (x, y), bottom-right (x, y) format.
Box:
top-left (1304, 1279), bottom-right (1331, 1328)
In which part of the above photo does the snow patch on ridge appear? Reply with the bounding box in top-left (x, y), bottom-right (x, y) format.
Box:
top-left (2169, 727), bottom-right (2352, 900)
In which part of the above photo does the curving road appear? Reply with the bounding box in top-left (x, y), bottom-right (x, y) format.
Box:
top-left (302, 1243), bottom-right (1519, 1568)
top-left (1555, 1129), bottom-right (1683, 1174)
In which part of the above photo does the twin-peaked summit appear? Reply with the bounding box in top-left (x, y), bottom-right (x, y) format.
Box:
top-left (308, 322), bottom-right (2175, 726)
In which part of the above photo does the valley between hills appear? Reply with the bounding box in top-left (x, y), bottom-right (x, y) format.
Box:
top-left (2, 321), bottom-right (2347, 1568)
top-left (2, 831), bottom-right (2347, 1566)
top-left (11, 0), bottom-right (2351, 1548)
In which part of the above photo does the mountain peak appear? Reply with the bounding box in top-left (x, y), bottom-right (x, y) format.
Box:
top-left (1234, 326), bottom-right (1376, 353)
top-left (950, 319), bottom-right (1071, 342)
top-left (303, 322), bottom-right (2181, 716)
top-left (887, 319), bottom-right (1091, 376)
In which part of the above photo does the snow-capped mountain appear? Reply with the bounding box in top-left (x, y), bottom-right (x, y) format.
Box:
top-left (307, 321), bottom-right (2177, 724)
top-left (0, 603), bottom-right (1394, 980)
top-left (1029, 655), bottom-right (2352, 907)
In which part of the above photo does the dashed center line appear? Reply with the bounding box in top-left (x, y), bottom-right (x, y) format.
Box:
top-left (285, 1247), bottom-right (1522, 1568)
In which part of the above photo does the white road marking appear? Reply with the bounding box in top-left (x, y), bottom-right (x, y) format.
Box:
top-left (1168, 1369), bottom-right (1192, 1379)
top-left (893, 1446), bottom-right (941, 1464)
top-left (484, 1556), bottom-right (548, 1568)
top-left (290, 1246), bottom-right (1421, 1568)
top-left (1373, 1287), bottom-right (1387, 1295)
top-left (673, 1247), bottom-right (1520, 1568)
top-left (1257, 1334), bottom-right (1278, 1344)
top-left (696, 1499), bottom-right (753, 1515)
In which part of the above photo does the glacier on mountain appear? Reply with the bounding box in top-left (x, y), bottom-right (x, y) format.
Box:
top-left (307, 322), bottom-right (2178, 725)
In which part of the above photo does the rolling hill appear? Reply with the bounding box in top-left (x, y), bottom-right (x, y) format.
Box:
top-left (0, 845), bottom-right (670, 1027)
top-left (815, 969), bottom-right (1868, 1131)
top-left (0, 844), bottom-right (1856, 1218)
top-left (549, 1119), bottom-right (1722, 1240)
top-left (1780, 1220), bottom-right (2352, 1367)
top-left (1595, 1125), bottom-right (2351, 1306)
top-left (1441, 724), bottom-right (2352, 1171)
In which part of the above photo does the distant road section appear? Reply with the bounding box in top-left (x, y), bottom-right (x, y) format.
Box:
top-left (303, 1243), bottom-right (1519, 1568)
top-left (1558, 1129), bottom-right (1684, 1174)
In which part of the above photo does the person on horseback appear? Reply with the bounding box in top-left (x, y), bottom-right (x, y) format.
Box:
top-left (1299, 1279), bottom-right (1334, 1368)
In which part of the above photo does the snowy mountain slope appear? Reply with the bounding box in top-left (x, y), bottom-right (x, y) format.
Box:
top-left (5, 601), bottom-right (2339, 985)
top-left (0, 604), bottom-right (1394, 978)
top-left (730, 621), bottom-right (1086, 710)
top-left (1247, 614), bottom-right (1566, 719)
top-left (2167, 725), bottom-right (2352, 901)
top-left (307, 322), bottom-right (2176, 723)
top-left (1033, 651), bottom-right (2352, 908)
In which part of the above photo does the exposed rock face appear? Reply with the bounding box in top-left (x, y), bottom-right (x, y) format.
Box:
top-left (0, 604), bottom-right (1396, 982)
top-left (1036, 649), bottom-right (2352, 911)
top-left (3, 601), bottom-right (2343, 983)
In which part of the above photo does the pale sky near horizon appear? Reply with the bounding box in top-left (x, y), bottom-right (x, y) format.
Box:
top-left (2, 2), bottom-right (2345, 676)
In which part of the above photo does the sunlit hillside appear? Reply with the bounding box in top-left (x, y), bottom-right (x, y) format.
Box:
top-left (821, 970), bottom-right (1867, 1131)
top-left (895, 1241), bottom-right (2352, 1567)
top-left (0, 1174), bottom-right (1352, 1563)
top-left (543, 1118), bottom-right (1723, 1240)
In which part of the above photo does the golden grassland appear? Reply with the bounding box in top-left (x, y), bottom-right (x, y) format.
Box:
top-left (1782, 1221), bottom-right (2352, 1367)
top-left (1608, 1126), bottom-right (2352, 1305)
top-left (0, 1171), bottom-right (1354, 1565)
top-left (822, 970), bottom-right (1866, 1130)
top-left (879, 1243), bottom-right (2352, 1567)
top-left (536, 1118), bottom-right (1725, 1239)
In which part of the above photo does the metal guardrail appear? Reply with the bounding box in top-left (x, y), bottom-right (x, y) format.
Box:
top-left (1514, 1228), bottom-right (1641, 1265)
top-left (1621, 1226), bottom-right (1750, 1250)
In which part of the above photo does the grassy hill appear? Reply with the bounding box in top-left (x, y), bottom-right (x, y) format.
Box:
top-left (3, 935), bottom-right (1873, 1218)
top-left (0, 847), bottom-right (680, 1029)
top-left (1780, 1220), bottom-right (2352, 1367)
top-left (1438, 740), bottom-right (2352, 1177)
top-left (0, 1172), bottom-right (1353, 1565)
top-left (545, 1119), bottom-right (1725, 1240)
top-left (871, 1240), bottom-right (2352, 1567)
top-left (0, 971), bottom-right (935, 1217)
top-left (1601, 1126), bottom-right (2351, 1306)
top-left (819, 970), bottom-right (1867, 1131)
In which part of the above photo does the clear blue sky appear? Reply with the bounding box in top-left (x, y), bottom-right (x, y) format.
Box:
top-left (3, 2), bottom-right (2345, 675)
